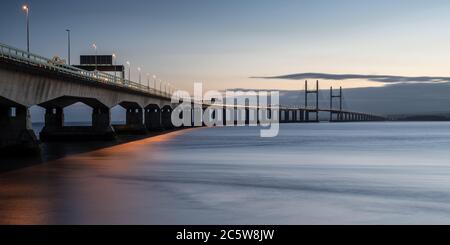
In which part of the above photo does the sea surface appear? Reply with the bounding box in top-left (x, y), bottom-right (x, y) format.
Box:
top-left (2, 122), bottom-right (450, 224)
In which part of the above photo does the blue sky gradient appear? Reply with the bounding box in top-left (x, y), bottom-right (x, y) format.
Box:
top-left (2, 0), bottom-right (450, 92)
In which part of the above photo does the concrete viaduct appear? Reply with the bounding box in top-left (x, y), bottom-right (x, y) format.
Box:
top-left (0, 43), bottom-right (384, 153)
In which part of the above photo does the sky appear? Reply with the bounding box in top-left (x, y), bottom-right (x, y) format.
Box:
top-left (3, 0), bottom-right (450, 120)
top-left (2, 0), bottom-right (450, 93)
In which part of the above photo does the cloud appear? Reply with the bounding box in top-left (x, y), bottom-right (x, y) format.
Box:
top-left (254, 73), bottom-right (450, 84)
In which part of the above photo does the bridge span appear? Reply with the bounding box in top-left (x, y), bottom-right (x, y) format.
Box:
top-left (0, 43), bottom-right (384, 153)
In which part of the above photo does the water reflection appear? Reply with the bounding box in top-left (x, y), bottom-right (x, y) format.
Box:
top-left (0, 129), bottom-right (191, 224)
top-left (3, 123), bottom-right (450, 224)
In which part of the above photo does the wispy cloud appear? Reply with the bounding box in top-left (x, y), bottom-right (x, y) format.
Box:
top-left (254, 73), bottom-right (450, 84)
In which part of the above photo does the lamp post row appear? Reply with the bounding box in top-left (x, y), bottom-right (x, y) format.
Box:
top-left (19, 4), bottom-right (176, 97)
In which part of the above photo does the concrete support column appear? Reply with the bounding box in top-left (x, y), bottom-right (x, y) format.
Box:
top-left (245, 108), bottom-right (250, 125)
top-left (44, 107), bottom-right (64, 130)
top-left (0, 105), bottom-right (38, 153)
top-left (279, 110), bottom-right (284, 123)
top-left (299, 110), bottom-right (304, 122)
top-left (126, 108), bottom-right (143, 126)
top-left (92, 107), bottom-right (111, 129)
top-left (112, 103), bottom-right (147, 134)
top-left (92, 107), bottom-right (116, 139)
top-left (222, 107), bottom-right (232, 126)
top-left (162, 106), bottom-right (174, 129)
top-left (40, 107), bottom-right (64, 141)
top-left (145, 107), bottom-right (162, 131)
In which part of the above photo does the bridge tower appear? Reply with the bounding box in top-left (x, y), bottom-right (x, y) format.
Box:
top-left (305, 80), bottom-right (319, 122)
top-left (330, 86), bottom-right (343, 122)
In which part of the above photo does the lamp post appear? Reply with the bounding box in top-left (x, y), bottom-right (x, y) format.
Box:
top-left (146, 73), bottom-right (150, 91)
top-left (137, 67), bottom-right (141, 87)
top-left (66, 29), bottom-right (71, 65)
top-left (112, 53), bottom-right (117, 78)
top-left (126, 61), bottom-right (131, 81)
top-left (153, 75), bottom-right (157, 90)
top-left (91, 43), bottom-right (98, 71)
top-left (22, 5), bottom-right (30, 54)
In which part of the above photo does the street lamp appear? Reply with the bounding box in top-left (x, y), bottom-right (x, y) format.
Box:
top-left (137, 67), bottom-right (141, 86)
top-left (91, 43), bottom-right (98, 71)
top-left (112, 53), bottom-right (117, 77)
top-left (66, 29), bottom-right (71, 65)
top-left (126, 61), bottom-right (131, 81)
top-left (22, 4), bottom-right (30, 54)
top-left (153, 75), bottom-right (157, 90)
top-left (146, 73), bottom-right (150, 91)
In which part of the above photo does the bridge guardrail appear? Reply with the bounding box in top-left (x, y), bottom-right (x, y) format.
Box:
top-left (0, 43), bottom-right (173, 100)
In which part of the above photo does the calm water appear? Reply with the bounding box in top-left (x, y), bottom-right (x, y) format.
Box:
top-left (2, 122), bottom-right (450, 224)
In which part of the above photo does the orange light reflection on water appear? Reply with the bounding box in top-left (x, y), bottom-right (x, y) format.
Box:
top-left (0, 128), bottom-right (197, 225)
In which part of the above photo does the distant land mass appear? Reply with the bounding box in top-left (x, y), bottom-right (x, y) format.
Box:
top-left (253, 72), bottom-right (450, 117)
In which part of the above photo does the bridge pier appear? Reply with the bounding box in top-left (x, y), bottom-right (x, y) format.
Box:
top-left (279, 110), bottom-right (287, 123)
top-left (42, 107), bottom-right (64, 132)
top-left (245, 108), bottom-right (250, 125)
top-left (162, 105), bottom-right (174, 129)
top-left (0, 101), bottom-right (39, 153)
top-left (145, 105), bottom-right (162, 131)
top-left (113, 102), bottom-right (147, 134)
top-left (223, 108), bottom-right (229, 126)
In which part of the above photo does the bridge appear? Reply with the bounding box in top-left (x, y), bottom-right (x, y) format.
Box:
top-left (0, 43), bottom-right (384, 153)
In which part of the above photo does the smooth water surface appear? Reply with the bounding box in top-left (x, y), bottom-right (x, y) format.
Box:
top-left (2, 122), bottom-right (450, 224)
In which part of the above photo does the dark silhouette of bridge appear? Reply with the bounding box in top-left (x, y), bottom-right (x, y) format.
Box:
top-left (0, 43), bottom-right (384, 153)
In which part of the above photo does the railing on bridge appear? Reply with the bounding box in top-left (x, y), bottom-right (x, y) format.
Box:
top-left (0, 43), bottom-right (174, 100)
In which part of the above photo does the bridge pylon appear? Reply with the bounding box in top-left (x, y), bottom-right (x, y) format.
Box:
top-left (330, 86), bottom-right (343, 122)
top-left (305, 80), bottom-right (319, 122)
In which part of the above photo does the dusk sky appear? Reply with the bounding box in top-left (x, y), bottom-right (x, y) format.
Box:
top-left (2, 0), bottom-right (450, 93)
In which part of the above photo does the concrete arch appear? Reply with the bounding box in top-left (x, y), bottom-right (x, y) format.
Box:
top-left (37, 96), bottom-right (114, 141)
top-left (38, 96), bottom-right (109, 110)
top-left (161, 105), bottom-right (174, 129)
top-left (145, 104), bottom-right (162, 131)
